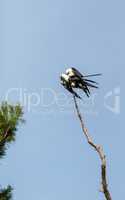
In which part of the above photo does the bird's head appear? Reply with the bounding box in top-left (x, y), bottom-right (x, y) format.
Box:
top-left (66, 68), bottom-right (75, 77)
top-left (60, 74), bottom-right (69, 87)
top-left (66, 68), bottom-right (73, 75)
top-left (60, 73), bottom-right (69, 82)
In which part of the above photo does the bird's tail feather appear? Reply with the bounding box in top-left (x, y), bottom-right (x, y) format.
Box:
top-left (79, 84), bottom-right (90, 97)
top-left (85, 81), bottom-right (98, 89)
top-left (83, 73), bottom-right (102, 78)
top-left (84, 89), bottom-right (90, 97)
top-left (74, 91), bottom-right (82, 99)
top-left (84, 79), bottom-right (98, 85)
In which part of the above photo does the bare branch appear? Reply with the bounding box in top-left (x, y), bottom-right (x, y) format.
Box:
top-left (73, 95), bottom-right (112, 200)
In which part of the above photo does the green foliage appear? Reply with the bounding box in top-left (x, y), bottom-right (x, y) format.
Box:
top-left (0, 102), bottom-right (24, 158)
top-left (0, 102), bottom-right (24, 200)
top-left (0, 102), bottom-right (24, 142)
top-left (0, 185), bottom-right (13, 200)
top-left (0, 143), bottom-right (6, 158)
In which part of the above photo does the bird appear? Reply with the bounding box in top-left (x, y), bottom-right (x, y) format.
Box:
top-left (60, 73), bottom-right (82, 99)
top-left (65, 67), bottom-right (101, 97)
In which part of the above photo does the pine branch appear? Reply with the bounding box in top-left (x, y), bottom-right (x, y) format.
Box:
top-left (73, 95), bottom-right (112, 200)
top-left (0, 102), bottom-right (24, 200)
top-left (0, 102), bottom-right (24, 158)
top-left (0, 127), bottom-right (10, 144)
top-left (0, 185), bottom-right (13, 200)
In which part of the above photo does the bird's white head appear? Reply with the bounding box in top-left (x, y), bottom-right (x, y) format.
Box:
top-left (66, 68), bottom-right (72, 74)
top-left (61, 73), bottom-right (69, 82)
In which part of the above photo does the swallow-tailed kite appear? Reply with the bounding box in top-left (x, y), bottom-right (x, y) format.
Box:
top-left (65, 67), bottom-right (101, 97)
top-left (60, 68), bottom-right (101, 98)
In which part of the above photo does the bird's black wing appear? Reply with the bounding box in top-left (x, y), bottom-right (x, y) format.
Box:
top-left (71, 68), bottom-right (84, 78)
top-left (70, 75), bottom-right (99, 85)
top-left (68, 76), bottom-right (92, 97)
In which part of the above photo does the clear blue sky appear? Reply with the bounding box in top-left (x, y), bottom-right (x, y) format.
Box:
top-left (0, 0), bottom-right (123, 199)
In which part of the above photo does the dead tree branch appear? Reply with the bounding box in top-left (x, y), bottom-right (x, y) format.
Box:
top-left (73, 95), bottom-right (112, 200)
